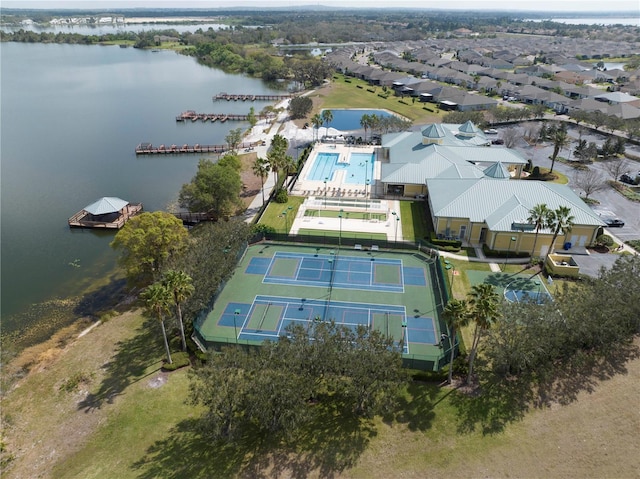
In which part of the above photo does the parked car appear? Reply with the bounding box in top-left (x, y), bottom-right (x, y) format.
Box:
top-left (604, 218), bottom-right (625, 228)
top-left (620, 174), bottom-right (635, 185)
top-left (484, 128), bottom-right (498, 135)
top-left (491, 138), bottom-right (504, 145)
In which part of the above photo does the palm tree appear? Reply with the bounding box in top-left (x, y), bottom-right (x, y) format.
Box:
top-left (311, 113), bottom-right (323, 142)
top-left (527, 203), bottom-right (550, 258)
top-left (321, 109), bottom-right (333, 138)
top-left (141, 282), bottom-right (174, 364)
top-left (467, 283), bottom-right (501, 385)
top-left (547, 206), bottom-right (575, 255)
top-left (360, 113), bottom-right (371, 142)
top-left (252, 157), bottom-right (271, 206)
top-left (442, 299), bottom-right (469, 385)
top-left (267, 134), bottom-right (288, 186)
top-left (549, 123), bottom-right (569, 174)
top-left (163, 270), bottom-right (194, 352)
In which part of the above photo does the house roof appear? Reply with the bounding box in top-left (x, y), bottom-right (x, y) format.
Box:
top-left (427, 178), bottom-right (604, 232)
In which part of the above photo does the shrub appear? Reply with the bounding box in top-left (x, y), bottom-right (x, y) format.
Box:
top-left (596, 234), bottom-right (614, 248)
top-left (531, 166), bottom-right (541, 178)
top-left (482, 244), bottom-right (529, 259)
top-left (252, 223), bottom-right (276, 235)
top-left (59, 371), bottom-right (93, 393)
top-left (162, 351), bottom-right (190, 371)
top-left (274, 188), bottom-right (289, 203)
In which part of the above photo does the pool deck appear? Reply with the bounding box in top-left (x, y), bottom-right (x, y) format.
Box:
top-left (289, 143), bottom-right (402, 240)
top-left (290, 143), bottom-right (379, 200)
top-left (289, 197), bottom-right (404, 241)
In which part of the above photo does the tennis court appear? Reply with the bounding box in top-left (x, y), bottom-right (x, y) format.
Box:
top-left (466, 270), bottom-right (554, 305)
top-left (194, 243), bottom-right (447, 369)
top-left (246, 251), bottom-right (427, 292)
top-left (218, 295), bottom-right (437, 353)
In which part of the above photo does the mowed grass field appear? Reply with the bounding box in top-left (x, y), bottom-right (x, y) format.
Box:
top-left (2, 308), bottom-right (639, 479)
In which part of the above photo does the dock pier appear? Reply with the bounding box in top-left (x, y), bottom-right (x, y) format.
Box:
top-left (175, 111), bottom-right (273, 123)
top-left (135, 141), bottom-right (261, 155)
top-left (213, 92), bottom-right (296, 102)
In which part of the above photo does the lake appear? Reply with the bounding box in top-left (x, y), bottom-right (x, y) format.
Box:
top-left (0, 42), bottom-right (282, 334)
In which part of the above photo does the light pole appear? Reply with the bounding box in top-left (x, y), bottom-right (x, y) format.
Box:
top-left (502, 236), bottom-right (516, 272)
top-left (324, 177), bottom-right (328, 210)
top-left (444, 259), bottom-right (455, 297)
top-left (338, 209), bottom-right (344, 249)
top-left (365, 179), bottom-right (370, 215)
top-left (391, 211), bottom-right (399, 243)
top-left (233, 309), bottom-right (240, 344)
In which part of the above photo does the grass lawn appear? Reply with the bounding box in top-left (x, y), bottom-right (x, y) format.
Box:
top-left (3, 309), bottom-right (638, 479)
top-left (258, 196), bottom-right (306, 232)
top-left (296, 228), bottom-right (388, 241)
top-left (310, 75), bottom-right (443, 124)
top-left (400, 200), bottom-right (429, 243)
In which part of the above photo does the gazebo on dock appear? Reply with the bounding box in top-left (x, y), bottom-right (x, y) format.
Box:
top-left (68, 197), bottom-right (143, 229)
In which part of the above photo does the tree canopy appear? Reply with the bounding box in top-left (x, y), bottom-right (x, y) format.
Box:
top-left (110, 211), bottom-right (189, 286)
top-left (288, 96), bottom-right (313, 119)
top-left (189, 320), bottom-right (407, 441)
top-left (178, 157), bottom-right (243, 218)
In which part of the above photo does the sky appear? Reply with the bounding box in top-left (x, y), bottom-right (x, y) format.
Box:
top-left (3, 0), bottom-right (639, 13)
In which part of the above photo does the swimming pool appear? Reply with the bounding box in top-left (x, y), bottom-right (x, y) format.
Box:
top-left (307, 151), bottom-right (375, 184)
top-left (323, 109), bottom-right (392, 131)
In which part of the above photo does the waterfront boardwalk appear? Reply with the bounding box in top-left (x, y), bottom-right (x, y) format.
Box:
top-left (213, 92), bottom-right (296, 101)
top-left (135, 142), bottom-right (261, 155)
top-left (176, 111), bottom-right (272, 123)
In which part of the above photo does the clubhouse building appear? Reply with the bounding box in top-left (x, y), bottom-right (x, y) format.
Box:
top-left (377, 122), bottom-right (604, 256)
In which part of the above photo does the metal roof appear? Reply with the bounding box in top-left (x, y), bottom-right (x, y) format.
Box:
top-left (427, 178), bottom-right (604, 232)
top-left (83, 197), bottom-right (129, 215)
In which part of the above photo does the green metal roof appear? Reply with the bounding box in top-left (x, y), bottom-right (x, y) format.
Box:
top-left (427, 178), bottom-right (604, 232)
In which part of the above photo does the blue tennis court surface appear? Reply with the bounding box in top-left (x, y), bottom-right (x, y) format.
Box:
top-left (218, 295), bottom-right (437, 354)
top-left (505, 289), bottom-right (553, 304)
top-left (245, 251), bottom-right (426, 292)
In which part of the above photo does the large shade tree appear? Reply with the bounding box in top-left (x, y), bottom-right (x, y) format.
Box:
top-left (110, 211), bottom-right (189, 286)
top-left (178, 157), bottom-right (243, 218)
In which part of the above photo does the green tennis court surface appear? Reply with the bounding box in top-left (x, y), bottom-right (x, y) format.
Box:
top-left (194, 243), bottom-right (448, 370)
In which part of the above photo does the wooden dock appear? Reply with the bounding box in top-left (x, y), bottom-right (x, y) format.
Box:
top-left (135, 142), bottom-right (261, 155)
top-left (68, 203), bottom-right (143, 229)
top-left (173, 211), bottom-right (217, 225)
top-left (213, 92), bottom-right (296, 101)
top-left (175, 111), bottom-right (272, 123)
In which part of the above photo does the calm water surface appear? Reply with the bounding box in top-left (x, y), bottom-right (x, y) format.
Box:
top-left (1, 42), bottom-right (280, 331)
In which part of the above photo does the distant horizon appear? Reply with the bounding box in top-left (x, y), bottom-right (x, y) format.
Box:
top-left (3, 1), bottom-right (639, 14)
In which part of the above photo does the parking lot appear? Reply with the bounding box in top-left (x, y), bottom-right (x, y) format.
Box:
top-left (494, 122), bottom-right (640, 274)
